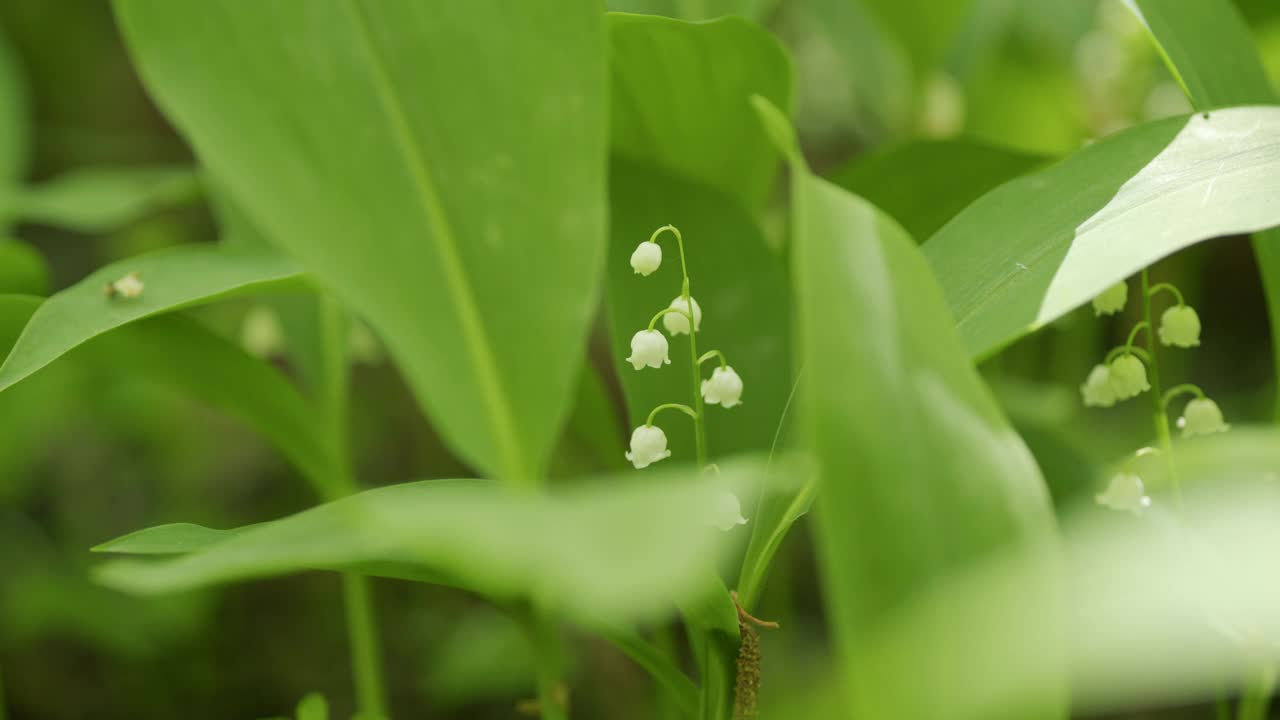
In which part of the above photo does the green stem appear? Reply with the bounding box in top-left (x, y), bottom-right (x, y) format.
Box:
top-left (649, 307), bottom-right (695, 331)
top-left (1238, 665), bottom-right (1277, 720)
top-left (531, 613), bottom-right (568, 720)
top-left (1148, 282), bottom-right (1185, 306)
top-left (1125, 321), bottom-right (1151, 352)
top-left (1162, 383), bottom-right (1205, 410)
top-left (1104, 344), bottom-right (1153, 365)
top-left (1141, 270), bottom-right (1182, 509)
top-left (697, 350), bottom-right (728, 369)
top-left (319, 293), bottom-right (389, 720)
top-left (647, 403), bottom-right (698, 426)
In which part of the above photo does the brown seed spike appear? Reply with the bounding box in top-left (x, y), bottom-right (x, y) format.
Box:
top-left (731, 590), bottom-right (778, 720)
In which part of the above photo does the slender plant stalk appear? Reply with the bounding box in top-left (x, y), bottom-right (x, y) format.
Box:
top-left (319, 293), bottom-right (389, 720)
top-left (1140, 269), bottom-right (1182, 508)
top-left (1238, 665), bottom-right (1277, 720)
top-left (531, 611), bottom-right (568, 720)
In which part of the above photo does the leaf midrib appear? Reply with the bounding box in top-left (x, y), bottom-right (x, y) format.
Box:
top-left (342, 0), bottom-right (528, 485)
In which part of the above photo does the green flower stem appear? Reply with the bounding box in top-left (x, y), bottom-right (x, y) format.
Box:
top-left (650, 224), bottom-right (708, 468)
top-left (1238, 664), bottom-right (1277, 720)
top-left (647, 403), bottom-right (698, 426)
top-left (1162, 383), bottom-right (1205, 410)
top-left (530, 609), bottom-right (568, 720)
top-left (1148, 282), bottom-right (1186, 306)
top-left (649, 306), bottom-right (695, 331)
top-left (1141, 269), bottom-right (1182, 509)
top-left (697, 350), bottom-right (728, 369)
top-left (1104, 345), bottom-right (1153, 364)
top-left (319, 292), bottom-right (389, 720)
top-left (1125, 320), bottom-right (1151, 353)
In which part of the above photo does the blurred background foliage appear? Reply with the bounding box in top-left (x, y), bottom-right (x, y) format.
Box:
top-left (0, 0), bottom-right (1278, 718)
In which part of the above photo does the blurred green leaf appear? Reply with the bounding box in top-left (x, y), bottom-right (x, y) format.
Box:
top-left (5, 166), bottom-right (201, 233)
top-left (829, 139), bottom-right (1049, 240)
top-left (609, 13), bottom-right (790, 210)
top-left (423, 607), bottom-right (536, 709)
top-left (94, 463), bottom-right (763, 625)
top-left (92, 523), bottom-right (256, 555)
top-left (0, 24), bottom-right (28, 194)
top-left (114, 1), bottom-right (607, 487)
top-left (775, 95), bottom-right (1063, 717)
top-left (863, 0), bottom-right (974, 72)
top-left (606, 0), bottom-right (772, 21)
top-left (294, 693), bottom-right (328, 720)
top-left (0, 244), bottom-right (303, 394)
top-left (0, 240), bottom-right (48, 295)
top-left (924, 107), bottom-right (1280, 360)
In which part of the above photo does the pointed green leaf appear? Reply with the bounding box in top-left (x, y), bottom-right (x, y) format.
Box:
top-left (924, 107), bottom-right (1280, 359)
top-left (0, 244), bottom-right (304, 394)
top-left (93, 523), bottom-right (256, 555)
top-left (95, 464), bottom-right (762, 625)
top-left (7, 166), bottom-right (202, 233)
top-left (114, 1), bottom-right (607, 486)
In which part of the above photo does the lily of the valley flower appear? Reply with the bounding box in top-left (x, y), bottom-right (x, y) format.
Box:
top-left (1108, 354), bottom-right (1150, 400)
top-left (625, 425), bottom-right (671, 469)
top-left (710, 489), bottom-right (748, 531)
top-left (1158, 305), bottom-right (1202, 348)
top-left (663, 296), bottom-right (702, 336)
top-left (1178, 397), bottom-right (1229, 438)
top-left (627, 329), bottom-right (671, 370)
top-left (1095, 473), bottom-right (1152, 515)
top-left (1081, 364), bottom-right (1118, 407)
top-left (1092, 280), bottom-right (1128, 316)
top-left (701, 366), bottom-right (744, 408)
top-left (630, 241), bottom-right (662, 276)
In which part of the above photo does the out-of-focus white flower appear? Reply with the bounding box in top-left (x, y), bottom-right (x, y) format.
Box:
top-left (701, 366), bottom-right (744, 408)
top-left (662, 296), bottom-right (702, 336)
top-left (710, 489), bottom-right (748, 531)
top-left (626, 329), bottom-right (670, 370)
top-left (1108, 354), bottom-right (1150, 400)
top-left (110, 271), bottom-right (144, 299)
top-left (1178, 397), bottom-right (1229, 438)
top-left (1095, 473), bottom-right (1152, 515)
top-left (625, 425), bottom-right (671, 469)
top-left (1081, 364), bottom-right (1118, 408)
top-left (1158, 305), bottom-right (1201, 348)
top-left (630, 241), bottom-right (662, 276)
top-left (1092, 280), bottom-right (1127, 316)
top-left (241, 306), bottom-right (284, 358)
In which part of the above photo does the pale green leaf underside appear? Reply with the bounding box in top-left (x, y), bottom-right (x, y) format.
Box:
top-left (94, 523), bottom-right (257, 555)
top-left (94, 465), bottom-right (762, 625)
top-left (0, 244), bottom-right (304, 394)
top-left (927, 107), bottom-right (1280, 359)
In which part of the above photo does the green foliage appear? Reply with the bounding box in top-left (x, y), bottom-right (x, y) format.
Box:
top-left (113, 0), bottom-right (608, 487)
top-left (0, 240), bottom-right (48, 295)
top-left (4, 166), bottom-right (201, 233)
top-left (0, 24), bottom-right (28, 193)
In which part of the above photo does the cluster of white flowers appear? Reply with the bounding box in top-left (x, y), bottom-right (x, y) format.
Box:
top-left (623, 227), bottom-right (748, 532)
top-left (1084, 277), bottom-right (1228, 516)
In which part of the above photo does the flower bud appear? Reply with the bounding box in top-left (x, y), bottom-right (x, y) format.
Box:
top-left (1108, 354), bottom-right (1150, 400)
top-left (630, 241), bottom-right (662, 276)
top-left (1095, 473), bottom-right (1151, 515)
top-left (625, 425), bottom-right (671, 469)
top-left (710, 489), bottom-right (748, 531)
top-left (110, 271), bottom-right (144, 299)
top-left (1080, 364), bottom-right (1118, 408)
top-left (701, 365), bottom-right (744, 408)
top-left (1178, 397), bottom-right (1229, 438)
top-left (1158, 305), bottom-right (1201, 348)
top-left (662, 296), bottom-right (702, 336)
top-left (1092, 280), bottom-right (1127, 316)
top-left (626, 329), bottom-right (671, 370)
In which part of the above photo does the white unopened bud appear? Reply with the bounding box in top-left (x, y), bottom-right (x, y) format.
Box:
top-left (1158, 305), bottom-right (1201, 348)
top-left (1080, 364), bottom-right (1117, 408)
top-left (626, 329), bottom-right (670, 370)
top-left (1178, 397), bottom-right (1229, 438)
top-left (1108, 354), bottom-right (1150, 400)
top-left (1095, 473), bottom-right (1151, 515)
top-left (709, 489), bottom-right (748, 532)
top-left (701, 365), bottom-right (744, 408)
top-left (625, 425), bottom-right (671, 469)
top-left (662, 296), bottom-right (702, 336)
top-left (1092, 280), bottom-right (1128, 316)
top-left (630, 241), bottom-right (662, 276)
top-left (110, 271), bottom-right (144, 299)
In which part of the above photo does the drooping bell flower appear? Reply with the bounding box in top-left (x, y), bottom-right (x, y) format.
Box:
top-left (625, 425), bottom-right (671, 469)
top-left (1092, 280), bottom-right (1128, 316)
top-left (626, 329), bottom-right (671, 370)
top-left (1081, 364), bottom-right (1118, 408)
top-left (630, 241), bottom-right (662, 276)
top-left (1178, 397), bottom-right (1229, 438)
top-left (662, 296), bottom-right (703, 336)
top-left (1108, 354), bottom-right (1150, 400)
top-left (701, 366), bottom-right (744, 408)
top-left (1158, 305), bottom-right (1201, 348)
top-left (1095, 473), bottom-right (1152, 515)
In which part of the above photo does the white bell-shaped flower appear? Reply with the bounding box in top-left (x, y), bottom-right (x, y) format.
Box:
top-left (111, 271), bottom-right (144, 299)
top-left (625, 425), bottom-right (671, 469)
top-left (1080, 364), bottom-right (1117, 408)
top-left (630, 241), bottom-right (662, 276)
top-left (662, 296), bottom-right (702, 336)
top-left (701, 366), bottom-right (744, 408)
top-left (1092, 280), bottom-right (1127, 316)
top-left (1158, 305), bottom-right (1201, 348)
top-left (1108, 354), bottom-right (1150, 400)
top-left (709, 489), bottom-right (748, 531)
top-left (626, 329), bottom-right (671, 370)
top-left (1095, 473), bottom-right (1152, 515)
top-left (1178, 397), bottom-right (1229, 438)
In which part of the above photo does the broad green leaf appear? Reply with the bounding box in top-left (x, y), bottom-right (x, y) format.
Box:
top-left (830, 139), bottom-right (1049, 241)
top-left (114, 1), bottom-right (607, 487)
top-left (0, 294), bottom-right (39, 356)
top-left (0, 244), bottom-right (304, 394)
top-left (92, 523), bottom-right (256, 555)
top-left (0, 24), bottom-right (28, 192)
top-left (925, 107), bottom-right (1280, 360)
top-left (606, 0), bottom-right (771, 20)
top-left (609, 13), bottom-right (791, 210)
top-left (1122, 0), bottom-right (1280, 421)
top-left (95, 464), bottom-right (762, 625)
top-left (774, 96), bottom-right (1063, 717)
top-left (0, 240), bottom-right (48, 295)
top-left (4, 166), bottom-right (202, 233)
